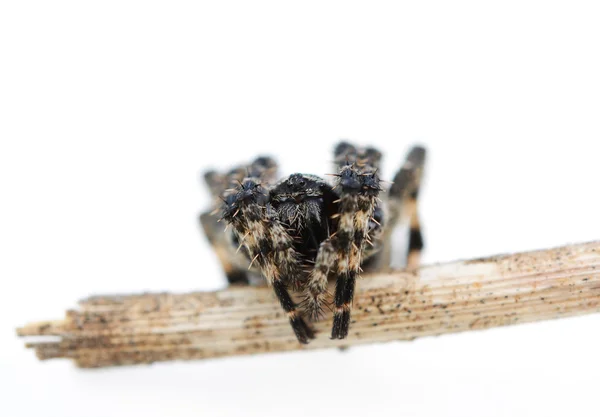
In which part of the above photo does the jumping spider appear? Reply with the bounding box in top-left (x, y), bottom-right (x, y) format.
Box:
top-left (200, 141), bottom-right (426, 343)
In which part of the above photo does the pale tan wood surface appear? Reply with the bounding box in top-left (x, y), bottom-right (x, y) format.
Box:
top-left (17, 241), bottom-right (600, 368)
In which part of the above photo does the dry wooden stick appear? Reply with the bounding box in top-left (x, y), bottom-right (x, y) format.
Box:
top-left (17, 241), bottom-right (600, 368)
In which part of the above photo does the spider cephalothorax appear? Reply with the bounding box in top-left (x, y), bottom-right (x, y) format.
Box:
top-left (200, 141), bottom-right (426, 343)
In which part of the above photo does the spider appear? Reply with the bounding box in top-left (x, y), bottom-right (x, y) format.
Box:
top-left (200, 141), bottom-right (426, 344)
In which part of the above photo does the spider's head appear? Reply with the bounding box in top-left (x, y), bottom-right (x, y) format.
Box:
top-left (270, 174), bottom-right (327, 227)
top-left (271, 174), bottom-right (324, 204)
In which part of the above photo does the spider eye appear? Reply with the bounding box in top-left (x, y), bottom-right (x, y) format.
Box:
top-left (299, 180), bottom-right (306, 187)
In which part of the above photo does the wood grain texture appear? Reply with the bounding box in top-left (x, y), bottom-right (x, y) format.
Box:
top-left (17, 241), bottom-right (600, 368)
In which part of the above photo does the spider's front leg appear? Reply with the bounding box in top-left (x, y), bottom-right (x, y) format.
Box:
top-left (221, 178), bottom-right (314, 344)
top-left (303, 142), bottom-right (382, 339)
top-left (201, 156), bottom-right (280, 285)
top-left (329, 162), bottom-right (382, 339)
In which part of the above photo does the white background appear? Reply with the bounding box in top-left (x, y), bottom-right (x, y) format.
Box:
top-left (1, 1), bottom-right (599, 416)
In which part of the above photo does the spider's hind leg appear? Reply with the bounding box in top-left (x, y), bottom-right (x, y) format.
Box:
top-left (200, 211), bottom-right (250, 285)
top-left (384, 146), bottom-right (426, 270)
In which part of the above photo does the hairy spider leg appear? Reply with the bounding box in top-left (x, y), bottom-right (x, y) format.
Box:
top-left (201, 156), bottom-right (279, 285)
top-left (204, 156), bottom-right (278, 200)
top-left (333, 141), bottom-right (383, 172)
top-left (330, 143), bottom-right (382, 339)
top-left (221, 177), bottom-right (315, 343)
top-left (302, 142), bottom-right (384, 325)
top-left (303, 239), bottom-right (336, 321)
top-left (386, 146), bottom-right (426, 269)
top-left (332, 141), bottom-right (386, 254)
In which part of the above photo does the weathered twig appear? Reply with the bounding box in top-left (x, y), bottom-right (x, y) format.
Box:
top-left (17, 241), bottom-right (600, 368)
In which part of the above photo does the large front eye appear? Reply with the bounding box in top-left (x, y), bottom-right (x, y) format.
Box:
top-left (299, 179), bottom-right (306, 187)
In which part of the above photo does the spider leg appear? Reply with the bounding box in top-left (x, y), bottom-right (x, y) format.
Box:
top-left (302, 142), bottom-right (384, 326)
top-left (384, 146), bottom-right (426, 269)
top-left (200, 156), bottom-right (279, 285)
top-left (333, 141), bottom-right (382, 171)
top-left (303, 240), bottom-right (336, 321)
top-left (200, 212), bottom-right (250, 285)
top-left (203, 170), bottom-right (227, 199)
top-left (221, 178), bottom-right (314, 344)
top-left (201, 167), bottom-right (250, 285)
top-left (246, 156), bottom-right (278, 183)
top-left (204, 155), bottom-right (278, 199)
top-left (334, 140), bottom-right (385, 263)
top-left (334, 168), bottom-right (381, 339)
top-left (326, 142), bottom-right (383, 339)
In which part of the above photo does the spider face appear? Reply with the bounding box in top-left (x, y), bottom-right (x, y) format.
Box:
top-left (270, 173), bottom-right (332, 230)
top-left (201, 141), bottom-right (426, 344)
top-left (271, 173), bottom-right (323, 201)
top-left (268, 174), bottom-right (338, 260)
